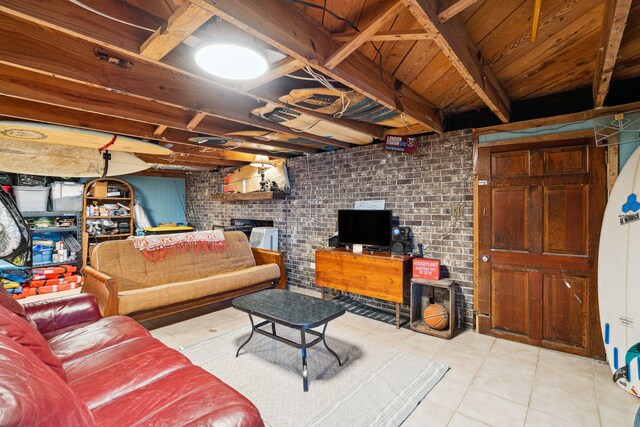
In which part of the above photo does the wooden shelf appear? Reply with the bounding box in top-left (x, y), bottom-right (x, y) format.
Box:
top-left (32, 226), bottom-right (80, 233)
top-left (86, 197), bottom-right (132, 201)
top-left (211, 192), bottom-right (286, 202)
top-left (92, 234), bottom-right (131, 238)
top-left (86, 215), bottom-right (131, 219)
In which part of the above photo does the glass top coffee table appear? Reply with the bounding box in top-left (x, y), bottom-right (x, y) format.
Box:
top-left (232, 289), bottom-right (345, 392)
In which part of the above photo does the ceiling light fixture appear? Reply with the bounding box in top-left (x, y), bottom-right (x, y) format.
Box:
top-left (195, 44), bottom-right (268, 80)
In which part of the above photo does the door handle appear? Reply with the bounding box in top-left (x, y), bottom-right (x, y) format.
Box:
top-left (481, 255), bottom-right (489, 262)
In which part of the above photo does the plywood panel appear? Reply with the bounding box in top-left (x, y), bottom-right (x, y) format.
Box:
top-left (543, 274), bottom-right (587, 348)
top-left (491, 269), bottom-right (529, 335)
top-left (492, 187), bottom-right (529, 251)
top-left (544, 185), bottom-right (588, 256)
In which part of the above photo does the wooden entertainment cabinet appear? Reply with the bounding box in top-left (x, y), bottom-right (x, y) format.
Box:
top-left (315, 248), bottom-right (414, 328)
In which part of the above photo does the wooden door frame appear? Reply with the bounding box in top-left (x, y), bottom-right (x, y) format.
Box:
top-left (472, 130), bottom-right (607, 359)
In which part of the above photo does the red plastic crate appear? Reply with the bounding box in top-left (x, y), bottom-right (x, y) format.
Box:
top-left (412, 258), bottom-right (441, 280)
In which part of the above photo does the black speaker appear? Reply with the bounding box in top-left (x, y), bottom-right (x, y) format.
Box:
top-left (328, 235), bottom-right (339, 248)
top-left (391, 227), bottom-right (412, 254)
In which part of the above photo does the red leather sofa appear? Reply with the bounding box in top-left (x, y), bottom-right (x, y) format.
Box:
top-left (0, 289), bottom-right (264, 426)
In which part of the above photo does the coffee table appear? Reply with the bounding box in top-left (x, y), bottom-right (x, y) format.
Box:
top-left (232, 289), bottom-right (345, 392)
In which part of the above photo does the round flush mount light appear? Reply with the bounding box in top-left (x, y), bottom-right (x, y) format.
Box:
top-left (195, 44), bottom-right (268, 80)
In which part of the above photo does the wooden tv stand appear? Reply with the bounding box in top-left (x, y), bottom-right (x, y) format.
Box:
top-left (315, 248), bottom-right (414, 328)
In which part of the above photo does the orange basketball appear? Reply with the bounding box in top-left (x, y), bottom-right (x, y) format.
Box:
top-left (423, 304), bottom-right (449, 330)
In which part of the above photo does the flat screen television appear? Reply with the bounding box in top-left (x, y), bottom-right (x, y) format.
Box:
top-left (338, 209), bottom-right (392, 249)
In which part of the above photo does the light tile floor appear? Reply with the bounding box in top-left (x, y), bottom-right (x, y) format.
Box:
top-left (138, 290), bottom-right (639, 427)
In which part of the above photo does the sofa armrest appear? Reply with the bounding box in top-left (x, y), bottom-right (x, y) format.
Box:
top-left (80, 266), bottom-right (119, 317)
top-left (23, 294), bottom-right (102, 335)
top-left (251, 247), bottom-right (286, 289)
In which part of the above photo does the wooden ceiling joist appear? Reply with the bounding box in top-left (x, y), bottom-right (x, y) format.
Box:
top-left (153, 125), bottom-right (168, 136)
top-left (140, 1), bottom-right (213, 60)
top-left (593, 0), bottom-right (632, 108)
top-left (0, 0), bottom-right (387, 141)
top-left (190, 0), bottom-right (443, 132)
top-left (325, 1), bottom-right (405, 69)
top-left (530, 0), bottom-right (543, 43)
top-left (0, 12), bottom-right (350, 150)
top-left (186, 111), bottom-right (208, 131)
top-left (0, 95), bottom-right (298, 162)
top-left (437, 0), bottom-right (482, 23)
top-left (332, 29), bottom-right (431, 43)
top-left (402, 0), bottom-right (511, 123)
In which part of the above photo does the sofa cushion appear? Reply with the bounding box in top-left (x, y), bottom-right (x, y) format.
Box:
top-left (46, 315), bottom-right (150, 364)
top-left (0, 304), bottom-right (67, 381)
top-left (90, 365), bottom-right (263, 427)
top-left (0, 334), bottom-right (95, 426)
top-left (65, 337), bottom-right (193, 410)
top-left (92, 231), bottom-right (256, 291)
top-left (118, 263), bottom-right (281, 315)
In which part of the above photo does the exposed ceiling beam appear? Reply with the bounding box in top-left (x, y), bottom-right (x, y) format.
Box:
top-left (0, 12), bottom-right (349, 150)
top-left (153, 125), bottom-right (168, 136)
top-left (190, 0), bottom-right (443, 132)
top-left (186, 111), bottom-right (208, 131)
top-left (234, 57), bottom-right (305, 92)
top-left (138, 154), bottom-right (244, 168)
top-left (0, 78), bottom-right (308, 161)
top-left (0, 96), bottom-right (268, 163)
top-left (332, 29), bottom-right (431, 43)
top-left (438, 0), bottom-right (482, 23)
top-left (530, 0), bottom-right (542, 43)
top-left (140, 1), bottom-right (213, 60)
top-left (401, 0), bottom-right (511, 123)
top-left (593, 0), bottom-right (632, 108)
top-left (325, 1), bottom-right (405, 69)
top-left (0, 0), bottom-right (385, 141)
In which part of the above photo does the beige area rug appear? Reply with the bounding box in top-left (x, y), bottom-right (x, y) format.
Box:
top-left (181, 324), bottom-right (448, 427)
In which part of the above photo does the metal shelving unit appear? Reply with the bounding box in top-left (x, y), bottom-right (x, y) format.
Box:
top-left (22, 211), bottom-right (83, 270)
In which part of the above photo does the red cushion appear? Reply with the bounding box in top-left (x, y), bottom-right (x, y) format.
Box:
top-left (66, 337), bottom-right (193, 410)
top-left (0, 334), bottom-right (94, 426)
top-left (91, 365), bottom-right (264, 427)
top-left (0, 304), bottom-right (66, 381)
top-left (45, 315), bottom-right (150, 364)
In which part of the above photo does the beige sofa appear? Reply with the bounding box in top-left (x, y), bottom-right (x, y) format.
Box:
top-left (81, 231), bottom-right (285, 320)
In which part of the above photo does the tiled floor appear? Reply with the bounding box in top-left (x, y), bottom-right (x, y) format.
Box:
top-left (62, 288), bottom-right (640, 427)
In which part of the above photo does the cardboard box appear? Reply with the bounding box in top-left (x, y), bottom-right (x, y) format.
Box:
top-left (93, 182), bottom-right (108, 198)
top-left (413, 258), bottom-right (441, 280)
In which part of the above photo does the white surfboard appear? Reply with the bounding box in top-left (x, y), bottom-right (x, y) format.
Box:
top-left (0, 121), bottom-right (172, 155)
top-left (598, 145), bottom-right (640, 397)
top-left (0, 139), bottom-right (149, 177)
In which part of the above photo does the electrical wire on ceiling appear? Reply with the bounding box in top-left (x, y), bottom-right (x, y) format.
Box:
top-left (67, 0), bottom-right (156, 31)
top-left (283, 0), bottom-right (401, 104)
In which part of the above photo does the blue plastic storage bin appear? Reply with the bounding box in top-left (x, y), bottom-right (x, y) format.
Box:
top-left (32, 245), bottom-right (53, 265)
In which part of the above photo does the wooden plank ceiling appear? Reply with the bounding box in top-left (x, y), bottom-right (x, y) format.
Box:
top-left (0, 0), bottom-right (638, 169)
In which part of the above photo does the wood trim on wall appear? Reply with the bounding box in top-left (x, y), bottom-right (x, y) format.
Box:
top-left (476, 101), bottom-right (640, 136)
top-left (477, 130), bottom-right (594, 148)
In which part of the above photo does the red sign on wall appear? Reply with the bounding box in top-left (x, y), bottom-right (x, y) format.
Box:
top-left (384, 135), bottom-right (418, 154)
top-left (413, 258), bottom-right (441, 280)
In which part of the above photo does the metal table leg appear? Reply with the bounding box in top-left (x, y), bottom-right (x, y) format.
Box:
top-left (300, 329), bottom-right (308, 392)
top-left (320, 323), bottom-right (342, 366)
top-left (236, 314), bottom-right (255, 357)
top-left (272, 322), bottom-right (277, 336)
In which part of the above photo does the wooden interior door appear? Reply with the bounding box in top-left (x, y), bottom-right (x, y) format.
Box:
top-left (476, 137), bottom-right (606, 358)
